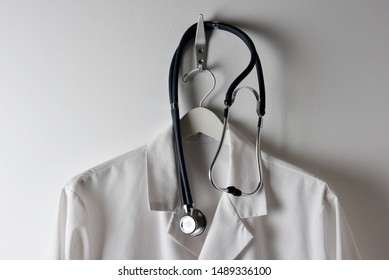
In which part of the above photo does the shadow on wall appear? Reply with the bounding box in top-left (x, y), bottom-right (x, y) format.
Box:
top-left (222, 18), bottom-right (388, 259)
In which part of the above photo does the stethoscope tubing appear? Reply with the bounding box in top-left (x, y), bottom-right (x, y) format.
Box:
top-left (169, 21), bottom-right (266, 206)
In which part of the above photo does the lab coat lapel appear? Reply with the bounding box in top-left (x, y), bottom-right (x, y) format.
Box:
top-left (147, 125), bottom-right (203, 257)
top-left (167, 207), bottom-right (203, 258)
top-left (146, 124), bottom-right (179, 212)
top-left (166, 195), bottom-right (260, 260)
top-left (227, 126), bottom-right (268, 219)
top-left (200, 127), bottom-right (267, 259)
top-left (198, 194), bottom-right (253, 259)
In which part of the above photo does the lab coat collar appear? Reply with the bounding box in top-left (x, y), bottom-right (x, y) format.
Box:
top-left (166, 193), bottom-right (255, 259)
top-left (146, 124), bottom-right (267, 259)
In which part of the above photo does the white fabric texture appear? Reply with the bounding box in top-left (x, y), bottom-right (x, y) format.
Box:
top-left (48, 124), bottom-right (360, 259)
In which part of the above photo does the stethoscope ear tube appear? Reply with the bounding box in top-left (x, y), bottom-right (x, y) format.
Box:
top-left (209, 87), bottom-right (264, 197)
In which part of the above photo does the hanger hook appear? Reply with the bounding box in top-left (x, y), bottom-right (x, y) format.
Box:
top-left (181, 67), bottom-right (216, 107)
top-left (181, 14), bottom-right (215, 107)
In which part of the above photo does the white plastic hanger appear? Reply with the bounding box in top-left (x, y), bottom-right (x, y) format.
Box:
top-left (180, 106), bottom-right (224, 141)
top-left (180, 15), bottom-right (227, 143)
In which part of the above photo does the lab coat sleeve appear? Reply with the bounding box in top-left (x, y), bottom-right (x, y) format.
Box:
top-left (47, 188), bottom-right (90, 259)
top-left (324, 188), bottom-right (361, 259)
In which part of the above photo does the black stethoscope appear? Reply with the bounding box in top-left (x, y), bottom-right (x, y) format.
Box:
top-left (169, 21), bottom-right (266, 236)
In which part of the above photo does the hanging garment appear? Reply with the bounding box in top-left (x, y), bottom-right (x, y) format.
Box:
top-left (48, 124), bottom-right (360, 259)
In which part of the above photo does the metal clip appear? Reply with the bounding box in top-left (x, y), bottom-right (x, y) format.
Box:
top-left (195, 14), bottom-right (207, 69)
top-left (181, 14), bottom-right (216, 107)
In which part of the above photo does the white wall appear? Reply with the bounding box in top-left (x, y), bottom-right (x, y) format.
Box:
top-left (0, 0), bottom-right (388, 259)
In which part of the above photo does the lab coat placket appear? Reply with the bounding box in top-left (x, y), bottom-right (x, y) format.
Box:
top-left (198, 194), bottom-right (254, 259)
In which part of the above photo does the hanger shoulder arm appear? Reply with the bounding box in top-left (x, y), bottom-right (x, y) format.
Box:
top-left (180, 107), bottom-right (226, 142)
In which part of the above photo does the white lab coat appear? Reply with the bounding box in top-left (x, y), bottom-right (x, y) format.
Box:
top-left (48, 124), bottom-right (360, 259)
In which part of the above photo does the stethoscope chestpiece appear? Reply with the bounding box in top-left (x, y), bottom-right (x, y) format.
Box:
top-left (180, 204), bottom-right (206, 236)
